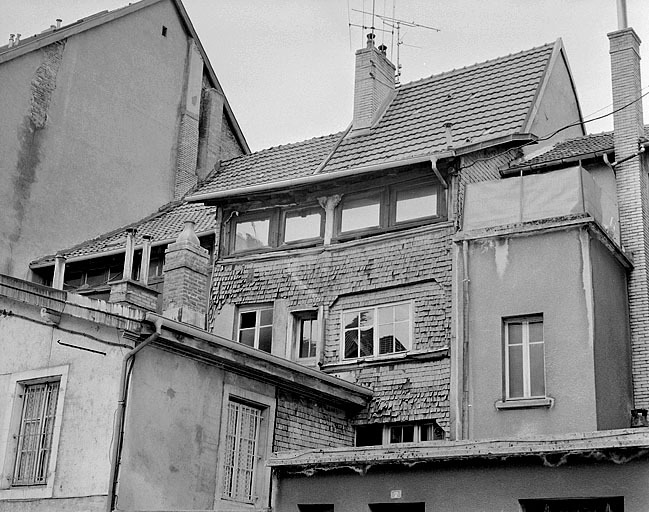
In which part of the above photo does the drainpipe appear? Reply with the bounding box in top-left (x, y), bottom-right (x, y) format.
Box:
top-left (461, 240), bottom-right (470, 439)
top-left (106, 318), bottom-right (162, 512)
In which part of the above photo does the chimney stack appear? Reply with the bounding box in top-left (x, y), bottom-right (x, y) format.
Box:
top-left (162, 220), bottom-right (210, 329)
top-left (609, 11), bottom-right (649, 408)
top-left (351, 33), bottom-right (396, 135)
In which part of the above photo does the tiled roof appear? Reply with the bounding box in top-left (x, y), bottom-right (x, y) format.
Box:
top-left (190, 41), bottom-right (556, 200)
top-left (196, 133), bottom-right (343, 195)
top-left (31, 201), bottom-right (216, 266)
top-left (508, 126), bottom-right (649, 169)
top-left (321, 42), bottom-right (556, 173)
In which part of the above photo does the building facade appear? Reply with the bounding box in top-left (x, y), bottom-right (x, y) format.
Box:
top-left (0, 0), bottom-right (248, 279)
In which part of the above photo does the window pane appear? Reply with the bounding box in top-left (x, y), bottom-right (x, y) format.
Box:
top-left (284, 212), bottom-right (322, 242)
top-left (507, 322), bottom-right (523, 346)
top-left (341, 195), bottom-right (381, 232)
top-left (396, 185), bottom-right (438, 222)
top-left (239, 329), bottom-right (255, 347)
top-left (259, 308), bottom-right (274, 326)
top-left (508, 345), bottom-right (524, 398)
top-left (402, 425), bottom-right (414, 442)
top-left (529, 343), bottom-right (545, 397)
top-left (393, 321), bottom-right (409, 352)
top-left (234, 219), bottom-right (270, 252)
top-left (360, 328), bottom-right (374, 356)
top-left (378, 306), bottom-right (393, 325)
top-left (258, 326), bottom-right (272, 353)
top-left (390, 426), bottom-right (403, 444)
top-left (528, 321), bottom-right (543, 343)
top-left (378, 332), bottom-right (394, 355)
top-left (394, 303), bottom-right (410, 322)
top-left (299, 318), bottom-right (319, 358)
top-left (344, 330), bottom-right (359, 359)
top-left (344, 312), bottom-right (359, 329)
top-left (240, 311), bottom-right (257, 329)
top-left (359, 310), bottom-right (373, 327)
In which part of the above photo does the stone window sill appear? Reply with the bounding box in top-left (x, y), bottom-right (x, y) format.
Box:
top-left (495, 397), bottom-right (554, 410)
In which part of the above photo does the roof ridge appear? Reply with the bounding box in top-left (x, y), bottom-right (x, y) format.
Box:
top-left (398, 40), bottom-right (556, 92)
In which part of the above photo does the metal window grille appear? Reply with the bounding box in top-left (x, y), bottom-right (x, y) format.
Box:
top-left (222, 401), bottom-right (262, 502)
top-left (13, 381), bottom-right (60, 486)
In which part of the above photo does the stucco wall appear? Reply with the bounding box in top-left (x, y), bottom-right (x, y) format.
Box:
top-left (273, 458), bottom-right (649, 512)
top-left (590, 237), bottom-right (633, 429)
top-left (466, 228), bottom-right (599, 438)
top-left (527, 51), bottom-right (584, 152)
top-left (0, 0), bottom-right (187, 278)
top-left (0, 296), bottom-right (127, 510)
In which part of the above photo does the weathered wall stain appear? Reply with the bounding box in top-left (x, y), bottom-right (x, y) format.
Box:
top-left (6, 41), bottom-right (65, 275)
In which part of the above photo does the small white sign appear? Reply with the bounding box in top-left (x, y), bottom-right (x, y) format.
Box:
top-left (390, 490), bottom-right (402, 499)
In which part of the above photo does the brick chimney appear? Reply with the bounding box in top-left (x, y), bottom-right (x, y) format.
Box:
top-left (608, 22), bottom-right (649, 407)
top-left (162, 220), bottom-right (210, 329)
top-left (351, 33), bottom-right (396, 135)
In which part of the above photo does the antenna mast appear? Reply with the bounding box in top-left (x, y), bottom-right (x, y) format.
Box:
top-left (350, 2), bottom-right (440, 83)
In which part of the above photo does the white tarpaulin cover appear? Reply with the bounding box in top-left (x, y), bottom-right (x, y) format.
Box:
top-left (463, 166), bottom-right (618, 241)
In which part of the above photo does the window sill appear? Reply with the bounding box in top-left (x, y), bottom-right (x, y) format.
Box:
top-left (495, 397), bottom-right (554, 410)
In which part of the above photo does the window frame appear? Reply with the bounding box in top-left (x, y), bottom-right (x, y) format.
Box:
top-left (215, 386), bottom-right (275, 508)
top-left (237, 305), bottom-right (274, 354)
top-left (0, 366), bottom-right (68, 500)
top-left (226, 205), bottom-right (325, 256)
top-left (504, 315), bottom-right (546, 401)
top-left (280, 206), bottom-right (325, 246)
top-left (341, 301), bottom-right (412, 361)
top-left (292, 310), bottom-right (321, 363)
top-left (355, 420), bottom-right (445, 447)
top-left (335, 177), bottom-right (445, 239)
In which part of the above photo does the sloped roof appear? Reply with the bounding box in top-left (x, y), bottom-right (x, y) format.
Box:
top-left (189, 40), bottom-right (560, 200)
top-left (0, 0), bottom-right (249, 153)
top-left (504, 126), bottom-right (649, 173)
top-left (31, 202), bottom-right (216, 267)
top-left (33, 40), bottom-right (567, 266)
top-left (321, 42), bottom-right (557, 173)
top-left (200, 133), bottom-right (344, 195)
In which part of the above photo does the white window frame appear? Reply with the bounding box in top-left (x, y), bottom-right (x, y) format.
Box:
top-left (237, 305), bottom-right (274, 353)
top-left (341, 301), bottom-right (412, 360)
top-left (215, 385), bottom-right (275, 508)
top-left (0, 365), bottom-right (68, 500)
top-left (504, 316), bottom-right (546, 400)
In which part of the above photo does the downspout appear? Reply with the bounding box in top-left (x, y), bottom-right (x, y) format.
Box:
top-left (461, 240), bottom-right (471, 439)
top-left (106, 318), bottom-right (162, 512)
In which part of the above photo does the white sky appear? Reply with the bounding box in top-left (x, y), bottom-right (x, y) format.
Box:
top-left (3, 0), bottom-right (649, 152)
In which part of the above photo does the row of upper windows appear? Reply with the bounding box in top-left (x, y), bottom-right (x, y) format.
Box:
top-left (227, 178), bottom-right (444, 255)
top-left (237, 304), bottom-right (546, 403)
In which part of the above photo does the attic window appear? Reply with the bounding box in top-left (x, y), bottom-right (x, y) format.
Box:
top-left (336, 177), bottom-right (444, 238)
top-left (161, 25), bottom-right (167, 37)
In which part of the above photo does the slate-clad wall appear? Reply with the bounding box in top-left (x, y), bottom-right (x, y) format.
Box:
top-left (209, 223), bottom-right (453, 431)
top-left (274, 390), bottom-right (355, 451)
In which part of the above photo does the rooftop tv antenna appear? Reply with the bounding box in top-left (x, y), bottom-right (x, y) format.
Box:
top-left (349, 0), bottom-right (440, 83)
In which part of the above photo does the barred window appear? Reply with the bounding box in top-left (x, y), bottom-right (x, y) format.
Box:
top-left (222, 400), bottom-right (263, 502)
top-left (13, 381), bottom-right (60, 486)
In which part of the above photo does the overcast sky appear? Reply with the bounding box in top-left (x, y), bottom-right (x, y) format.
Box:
top-left (3, 0), bottom-right (649, 152)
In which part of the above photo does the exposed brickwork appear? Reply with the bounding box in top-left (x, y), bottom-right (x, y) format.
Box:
top-left (174, 113), bottom-right (200, 199)
top-left (108, 279), bottom-right (159, 311)
top-left (609, 28), bottom-right (649, 407)
top-left (352, 39), bottom-right (395, 132)
top-left (30, 41), bottom-right (66, 128)
top-left (273, 390), bottom-right (355, 451)
top-left (197, 87), bottom-right (224, 181)
top-left (163, 235), bottom-right (209, 327)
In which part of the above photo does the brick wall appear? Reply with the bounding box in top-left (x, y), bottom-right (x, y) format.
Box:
top-left (273, 389), bottom-right (355, 451)
top-left (174, 113), bottom-right (200, 199)
top-left (609, 28), bottom-right (649, 408)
